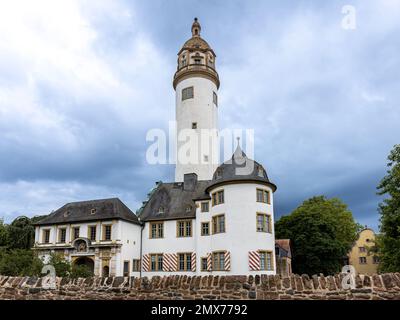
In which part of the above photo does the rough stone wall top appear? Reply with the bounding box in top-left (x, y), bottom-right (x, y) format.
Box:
top-left (0, 273), bottom-right (400, 300)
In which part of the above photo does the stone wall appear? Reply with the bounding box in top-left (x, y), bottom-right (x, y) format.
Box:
top-left (0, 273), bottom-right (400, 300)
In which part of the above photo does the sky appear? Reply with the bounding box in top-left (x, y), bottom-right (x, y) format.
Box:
top-left (0, 0), bottom-right (399, 230)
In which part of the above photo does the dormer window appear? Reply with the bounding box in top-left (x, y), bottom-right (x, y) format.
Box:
top-left (64, 211), bottom-right (70, 218)
top-left (186, 206), bottom-right (192, 213)
top-left (158, 207), bottom-right (165, 214)
top-left (91, 208), bottom-right (97, 215)
top-left (258, 166), bottom-right (264, 177)
top-left (216, 169), bottom-right (222, 179)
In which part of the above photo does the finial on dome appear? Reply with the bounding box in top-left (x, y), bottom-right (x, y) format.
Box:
top-left (191, 17), bottom-right (201, 37)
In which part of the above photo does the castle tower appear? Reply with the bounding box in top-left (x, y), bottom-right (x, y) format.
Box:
top-left (173, 18), bottom-right (220, 182)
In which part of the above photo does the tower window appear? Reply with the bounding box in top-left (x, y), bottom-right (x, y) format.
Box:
top-left (192, 122), bottom-right (197, 129)
top-left (203, 155), bottom-right (209, 163)
top-left (213, 92), bottom-right (218, 106)
top-left (182, 86), bottom-right (194, 101)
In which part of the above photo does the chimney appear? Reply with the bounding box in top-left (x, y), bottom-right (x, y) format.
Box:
top-left (183, 173), bottom-right (198, 191)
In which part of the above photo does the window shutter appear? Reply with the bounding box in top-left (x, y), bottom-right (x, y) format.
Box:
top-left (191, 252), bottom-right (196, 272)
top-left (207, 253), bottom-right (212, 271)
top-left (163, 253), bottom-right (177, 272)
top-left (248, 251), bottom-right (260, 271)
top-left (224, 251), bottom-right (231, 271)
top-left (142, 254), bottom-right (149, 272)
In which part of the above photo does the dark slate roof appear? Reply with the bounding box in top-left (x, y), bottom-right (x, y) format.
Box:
top-left (206, 145), bottom-right (277, 192)
top-left (138, 179), bottom-right (211, 222)
top-left (33, 198), bottom-right (141, 226)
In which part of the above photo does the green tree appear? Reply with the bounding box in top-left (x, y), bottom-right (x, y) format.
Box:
top-left (6, 216), bottom-right (35, 249)
top-left (71, 264), bottom-right (93, 279)
top-left (48, 253), bottom-right (71, 277)
top-left (377, 144), bottom-right (400, 272)
top-left (0, 219), bottom-right (8, 248)
top-left (275, 196), bottom-right (361, 275)
top-left (0, 249), bottom-right (43, 276)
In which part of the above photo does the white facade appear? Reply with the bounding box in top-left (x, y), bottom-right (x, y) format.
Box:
top-left (139, 182), bottom-right (276, 276)
top-left (175, 77), bottom-right (219, 182)
top-left (34, 219), bottom-right (142, 277)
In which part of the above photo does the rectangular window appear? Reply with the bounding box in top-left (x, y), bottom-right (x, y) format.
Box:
top-left (213, 92), bottom-right (218, 106)
top-left (150, 254), bottom-right (163, 271)
top-left (123, 261), bottom-right (130, 277)
top-left (373, 256), bottom-right (380, 264)
top-left (103, 225), bottom-right (112, 241)
top-left (150, 222), bottom-right (164, 239)
top-left (359, 257), bottom-right (367, 264)
top-left (201, 202), bottom-right (209, 212)
top-left (58, 228), bottom-right (66, 243)
top-left (132, 259), bottom-right (141, 272)
top-left (72, 227), bottom-right (80, 240)
top-left (178, 253), bottom-right (192, 271)
top-left (212, 215), bottom-right (226, 234)
top-left (359, 247), bottom-right (366, 253)
top-left (256, 189), bottom-right (270, 204)
top-left (88, 226), bottom-right (97, 241)
top-left (43, 229), bottom-right (50, 244)
top-left (212, 190), bottom-right (224, 206)
top-left (256, 213), bottom-right (271, 233)
top-left (201, 222), bottom-right (210, 236)
top-left (182, 86), bottom-right (194, 101)
top-left (201, 257), bottom-right (208, 271)
top-left (192, 122), bottom-right (197, 129)
top-left (177, 220), bottom-right (192, 237)
top-left (212, 252), bottom-right (225, 271)
top-left (259, 251), bottom-right (273, 271)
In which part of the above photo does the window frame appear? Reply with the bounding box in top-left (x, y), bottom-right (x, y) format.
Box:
top-left (256, 188), bottom-right (271, 204)
top-left (58, 228), bottom-right (66, 243)
top-left (43, 229), bottom-right (51, 244)
top-left (149, 221), bottom-right (164, 239)
top-left (201, 222), bottom-right (210, 236)
top-left (256, 213), bottom-right (272, 233)
top-left (72, 227), bottom-right (80, 241)
top-left (259, 250), bottom-right (274, 271)
top-left (212, 214), bottom-right (226, 234)
top-left (201, 257), bottom-right (208, 271)
top-left (88, 225), bottom-right (97, 241)
top-left (123, 260), bottom-right (130, 277)
top-left (213, 91), bottom-right (218, 106)
top-left (201, 202), bottom-right (209, 212)
top-left (359, 257), bottom-right (367, 264)
top-left (102, 224), bottom-right (112, 241)
top-left (177, 252), bottom-right (192, 271)
top-left (182, 86), bottom-right (194, 101)
top-left (149, 253), bottom-right (163, 271)
top-left (132, 259), bottom-right (141, 272)
top-left (212, 190), bottom-right (224, 206)
top-left (212, 251), bottom-right (226, 271)
top-left (176, 220), bottom-right (192, 238)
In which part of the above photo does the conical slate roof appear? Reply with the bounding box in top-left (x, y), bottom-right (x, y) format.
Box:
top-left (206, 145), bottom-right (277, 192)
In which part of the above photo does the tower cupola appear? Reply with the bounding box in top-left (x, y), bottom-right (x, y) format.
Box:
top-left (173, 18), bottom-right (219, 89)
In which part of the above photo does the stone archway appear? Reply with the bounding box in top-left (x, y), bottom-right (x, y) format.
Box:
top-left (73, 256), bottom-right (95, 274)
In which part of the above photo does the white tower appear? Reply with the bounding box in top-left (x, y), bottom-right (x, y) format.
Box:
top-left (173, 18), bottom-right (220, 182)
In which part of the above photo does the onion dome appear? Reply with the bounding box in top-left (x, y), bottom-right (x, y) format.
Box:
top-left (206, 144), bottom-right (277, 193)
top-left (173, 18), bottom-right (219, 89)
